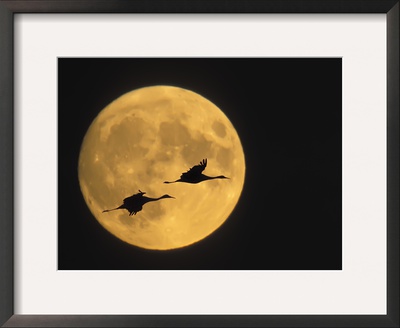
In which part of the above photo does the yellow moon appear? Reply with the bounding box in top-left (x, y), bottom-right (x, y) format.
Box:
top-left (78, 85), bottom-right (245, 250)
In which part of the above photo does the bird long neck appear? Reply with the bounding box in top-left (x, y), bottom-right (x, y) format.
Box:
top-left (144, 195), bottom-right (172, 202)
top-left (142, 196), bottom-right (163, 203)
top-left (204, 175), bottom-right (226, 180)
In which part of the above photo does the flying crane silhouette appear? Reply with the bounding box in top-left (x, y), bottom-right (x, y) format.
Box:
top-left (102, 190), bottom-right (174, 216)
top-left (164, 158), bottom-right (229, 184)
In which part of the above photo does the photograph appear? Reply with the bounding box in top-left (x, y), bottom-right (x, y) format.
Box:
top-left (58, 57), bottom-right (342, 270)
top-left (2, 0), bottom-right (398, 326)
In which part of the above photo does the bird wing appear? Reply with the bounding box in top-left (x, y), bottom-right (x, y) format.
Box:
top-left (123, 195), bottom-right (135, 204)
top-left (123, 191), bottom-right (144, 203)
top-left (180, 159), bottom-right (207, 179)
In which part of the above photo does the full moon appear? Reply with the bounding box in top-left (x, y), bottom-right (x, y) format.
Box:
top-left (78, 85), bottom-right (245, 250)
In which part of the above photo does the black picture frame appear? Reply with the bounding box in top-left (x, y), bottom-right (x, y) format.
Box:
top-left (0, 0), bottom-right (398, 327)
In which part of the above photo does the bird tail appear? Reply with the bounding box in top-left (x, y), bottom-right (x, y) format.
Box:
top-left (102, 205), bottom-right (123, 213)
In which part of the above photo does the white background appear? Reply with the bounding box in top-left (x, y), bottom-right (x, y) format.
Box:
top-left (14, 14), bottom-right (387, 314)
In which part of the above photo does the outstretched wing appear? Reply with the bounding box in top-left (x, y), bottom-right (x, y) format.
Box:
top-left (180, 159), bottom-right (207, 179)
top-left (123, 190), bottom-right (145, 204)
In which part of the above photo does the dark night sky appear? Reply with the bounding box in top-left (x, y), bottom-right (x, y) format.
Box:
top-left (58, 58), bottom-right (342, 270)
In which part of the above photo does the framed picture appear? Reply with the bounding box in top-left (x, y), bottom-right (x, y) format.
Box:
top-left (1, 0), bottom-right (398, 327)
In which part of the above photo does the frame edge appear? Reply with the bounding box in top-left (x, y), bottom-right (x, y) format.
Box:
top-left (387, 1), bottom-right (400, 326)
top-left (0, 1), bottom-right (14, 327)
